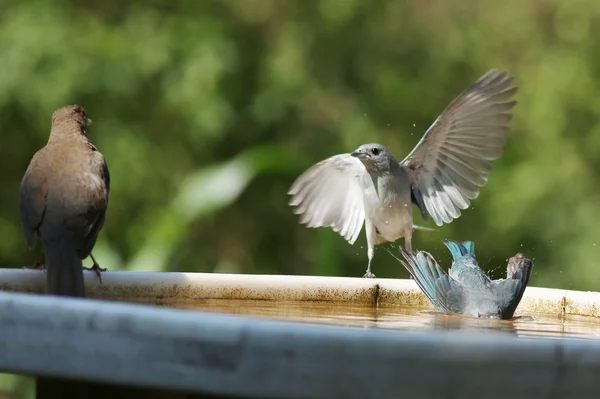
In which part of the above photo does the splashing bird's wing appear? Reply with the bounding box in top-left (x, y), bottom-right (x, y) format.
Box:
top-left (399, 248), bottom-right (466, 314)
top-left (492, 254), bottom-right (534, 319)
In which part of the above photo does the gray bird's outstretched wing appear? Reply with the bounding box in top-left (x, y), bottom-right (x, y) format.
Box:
top-left (288, 154), bottom-right (365, 244)
top-left (400, 69), bottom-right (518, 226)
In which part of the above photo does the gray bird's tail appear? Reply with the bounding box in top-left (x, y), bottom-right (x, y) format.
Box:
top-left (42, 233), bottom-right (85, 297)
top-left (398, 248), bottom-right (465, 314)
top-left (411, 224), bottom-right (439, 233)
top-left (491, 253), bottom-right (533, 319)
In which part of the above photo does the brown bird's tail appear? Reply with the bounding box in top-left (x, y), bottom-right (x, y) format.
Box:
top-left (42, 234), bottom-right (85, 297)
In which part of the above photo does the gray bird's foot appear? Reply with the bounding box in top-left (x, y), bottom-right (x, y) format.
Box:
top-left (83, 262), bottom-right (107, 284)
top-left (363, 271), bottom-right (377, 278)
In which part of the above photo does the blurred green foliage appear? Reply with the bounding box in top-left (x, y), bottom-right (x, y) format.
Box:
top-left (2, 0), bottom-right (600, 294)
top-left (2, 0), bottom-right (600, 397)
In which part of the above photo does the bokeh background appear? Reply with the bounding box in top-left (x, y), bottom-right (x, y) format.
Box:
top-left (2, 1), bottom-right (599, 286)
top-left (2, 0), bottom-right (600, 396)
top-left (3, 0), bottom-right (600, 287)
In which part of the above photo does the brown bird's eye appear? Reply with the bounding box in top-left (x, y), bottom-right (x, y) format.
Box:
top-left (371, 148), bottom-right (380, 155)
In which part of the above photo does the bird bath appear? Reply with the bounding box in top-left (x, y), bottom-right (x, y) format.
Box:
top-left (2, 268), bottom-right (600, 398)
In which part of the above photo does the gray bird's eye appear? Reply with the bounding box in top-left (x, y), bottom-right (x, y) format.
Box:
top-left (371, 148), bottom-right (380, 155)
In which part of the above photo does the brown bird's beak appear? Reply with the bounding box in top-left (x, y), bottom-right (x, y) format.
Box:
top-left (351, 150), bottom-right (369, 159)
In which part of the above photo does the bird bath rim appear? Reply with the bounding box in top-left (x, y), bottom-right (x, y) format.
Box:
top-left (2, 269), bottom-right (600, 398)
top-left (0, 268), bottom-right (595, 318)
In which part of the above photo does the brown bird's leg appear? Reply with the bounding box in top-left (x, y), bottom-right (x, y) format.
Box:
top-left (22, 258), bottom-right (47, 273)
top-left (82, 253), bottom-right (107, 283)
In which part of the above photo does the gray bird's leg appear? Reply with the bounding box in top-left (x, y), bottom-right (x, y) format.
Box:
top-left (404, 229), bottom-right (414, 279)
top-left (82, 252), bottom-right (108, 284)
top-left (364, 246), bottom-right (376, 278)
top-left (404, 229), bottom-right (413, 252)
top-left (363, 221), bottom-right (377, 278)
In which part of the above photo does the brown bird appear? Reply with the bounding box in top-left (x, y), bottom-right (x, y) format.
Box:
top-left (19, 105), bottom-right (110, 297)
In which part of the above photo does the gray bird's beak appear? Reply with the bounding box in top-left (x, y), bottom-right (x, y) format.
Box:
top-left (351, 150), bottom-right (369, 159)
top-left (86, 118), bottom-right (94, 126)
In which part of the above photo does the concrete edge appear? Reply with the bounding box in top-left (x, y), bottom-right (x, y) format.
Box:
top-left (2, 290), bottom-right (600, 399)
top-left (1, 269), bottom-right (598, 318)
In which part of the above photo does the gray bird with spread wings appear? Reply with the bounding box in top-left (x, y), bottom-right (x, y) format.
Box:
top-left (288, 69), bottom-right (518, 278)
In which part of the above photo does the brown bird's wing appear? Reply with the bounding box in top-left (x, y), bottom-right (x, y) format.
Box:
top-left (400, 70), bottom-right (517, 226)
top-left (75, 208), bottom-right (106, 258)
top-left (73, 154), bottom-right (110, 258)
top-left (288, 154), bottom-right (366, 244)
top-left (19, 157), bottom-right (49, 248)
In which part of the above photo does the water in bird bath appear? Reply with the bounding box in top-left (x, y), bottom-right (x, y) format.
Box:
top-left (3, 267), bottom-right (594, 340)
top-left (143, 299), bottom-right (600, 340)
